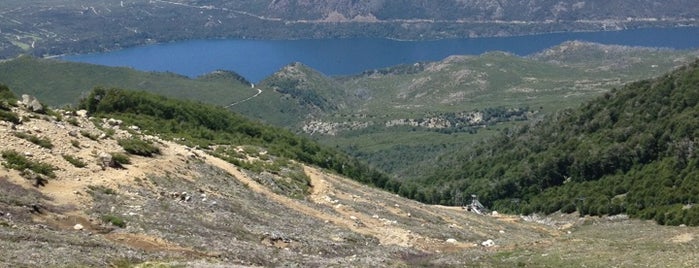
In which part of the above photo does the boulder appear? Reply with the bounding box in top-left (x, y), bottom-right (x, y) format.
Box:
top-left (73, 224), bottom-right (84, 230)
top-left (106, 118), bottom-right (122, 126)
top-left (76, 110), bottom-right (88, 118)
top-left (29, 100), bottom-right (43, 112)
top-left (446, 238), bottom-right (458, 244)
top-left (21, 94), bottom-right (32, 106)
top-left (481, 239), bottom-right (495, 247)
top-left (98, 152), bottom-right (113, 169)
top-left (21, 94), bottom-right (44, 113)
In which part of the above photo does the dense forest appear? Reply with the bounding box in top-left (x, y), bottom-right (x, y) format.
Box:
top-left (394, 60), bottom-right (699, 225)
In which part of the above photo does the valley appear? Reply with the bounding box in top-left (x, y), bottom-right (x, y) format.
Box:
top-left (2, 41), bottom-right (697, 180)
top-left (0, 86), bottom-right (697, 267)
top-left (1, 1), bottom-right (699, 266)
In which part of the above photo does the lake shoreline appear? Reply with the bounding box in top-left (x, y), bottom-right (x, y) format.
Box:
top-left (61, 27), bottom-right (699, 83)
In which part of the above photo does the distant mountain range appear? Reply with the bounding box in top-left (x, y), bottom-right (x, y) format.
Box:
top-left (1, 0), bottom-right (698, 58)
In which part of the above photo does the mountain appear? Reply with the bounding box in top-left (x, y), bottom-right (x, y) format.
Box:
top-left (401, 59), bottom-right (699, 226)
top-left (231, 62), bottom-right (349, 127)
top-left (2, 44), bottom-right (696, 180)
top-left (268, 43), bottom-right (697, 178)
top-left (1, 85), bottom-right (697, 267)
top-left (1, 1), bottom-right (698, 58)
top-left (0, 56), bottom-right (254, 107)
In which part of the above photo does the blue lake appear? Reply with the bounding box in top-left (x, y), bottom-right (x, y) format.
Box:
top-left (62, 27), bottom-right (699, 82)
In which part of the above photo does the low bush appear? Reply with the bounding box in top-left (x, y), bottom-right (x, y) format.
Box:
top-left (80, 130), bottom-right (100, 141)
top-left (87, 185), bottom-right (117, 195)
top-left (118, 138), bottom-right (160, 157)
top-left (1, 150), bottom-right (57, 178)
top-left (110, 152), bottom-right (131, 166)
top-left (0, 110), bottom-right (19, 124)
top-left (70, 140), bottom-right (81, 148)
top-left (0, 84), bottom-right (16, 102)
top-left (101, 214), bottom-right (126, 228)
top-left (13, 132), bottom-right (53, 149)
top-left (66, 117), bottom-right (80, 126)
top-left (62, 154), bottom-right (87, 168)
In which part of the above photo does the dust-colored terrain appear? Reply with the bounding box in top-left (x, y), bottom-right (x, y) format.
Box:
top-left (0, 102), bottom-right (697, 267)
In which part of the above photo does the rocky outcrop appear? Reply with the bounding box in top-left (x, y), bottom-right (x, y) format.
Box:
top-left (21, 94), bottom-right (43, 113)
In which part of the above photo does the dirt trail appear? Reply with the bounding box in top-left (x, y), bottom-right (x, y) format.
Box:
top-left (226, 87), bottom-right (262, 108)
top-left (199, 151), bottom-right (466, 250)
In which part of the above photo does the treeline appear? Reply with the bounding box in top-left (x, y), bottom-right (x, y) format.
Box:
top-left (79, 88), bottom-right (395, 189)
top-left (395, 60), bottom-right (699, 225)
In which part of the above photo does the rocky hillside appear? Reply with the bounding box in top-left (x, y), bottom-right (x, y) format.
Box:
top-left (264, 0), bottom-right (699, 22)
top-left (1, 89), bottom-right (697, 266)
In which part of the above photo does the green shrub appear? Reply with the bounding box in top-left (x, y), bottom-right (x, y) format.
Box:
top-left (0, 84), bottom-right (16, 101)
top-left (80, 130), bottom-right (100, 141)
top-left (0, 110), bottom-right (20, 124)
top-left (1, 150), bottom-right (57, 178)
top-left (87, 185), bottom-right (117, 195)
top-left (62, 154), bottom-right (87, 168)
top-left (66, 117), bottom-right (80, 126)
top-left (13, 132), bottom-right (53, 149)
top-left (101, 214), bottom-right (126, 228)
top-left (118, 138), bottom-right (160, 157)
top-left (70, 140), bottom-right (81, 148)
top-left (104, 128), bottom-right (116, 138)
top-left (110, 152), bottom-right (131, 165)
top-left (45, 108), bottom-right (62, 120)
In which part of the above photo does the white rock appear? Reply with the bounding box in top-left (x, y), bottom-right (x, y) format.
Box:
top-left (446, 238), bottom-right (458, 244)
top-left (481, 239), bottom-right (495, 247)
top-left (76, 110), bottom-right (88, 118)
top-left (349, 216), bottom-right (358, 221)
top-left (73, 224), bottom-right (84, 230)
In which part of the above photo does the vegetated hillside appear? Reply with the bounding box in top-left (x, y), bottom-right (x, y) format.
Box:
top-left (0, 56), bottom-right (254, 107)
top-left (262, 0), bottom-right (698, 21)
top-left (402, 60), bottom-right (699, 226)
top-left (232, 62), bottom-right (349, 127)
top-left (281, 43), bottom-right (697, 178)
top-left (2, 43), bottom-right (696, 182)
top-left (2, 1), bottom-right (698, 59)
top-left (77, 87), bottom-right (395, 191)
top-left (2, 85), bottom-right (698, 267)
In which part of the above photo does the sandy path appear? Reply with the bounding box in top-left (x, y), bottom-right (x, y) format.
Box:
top-left (200, 152), bottom-right (455, 250)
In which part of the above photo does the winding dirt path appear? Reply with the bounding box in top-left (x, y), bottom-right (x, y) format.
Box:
top-left (226, 87), bottom-right (262, 108)
top-left (198, 151), bottom-right (467, 250)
